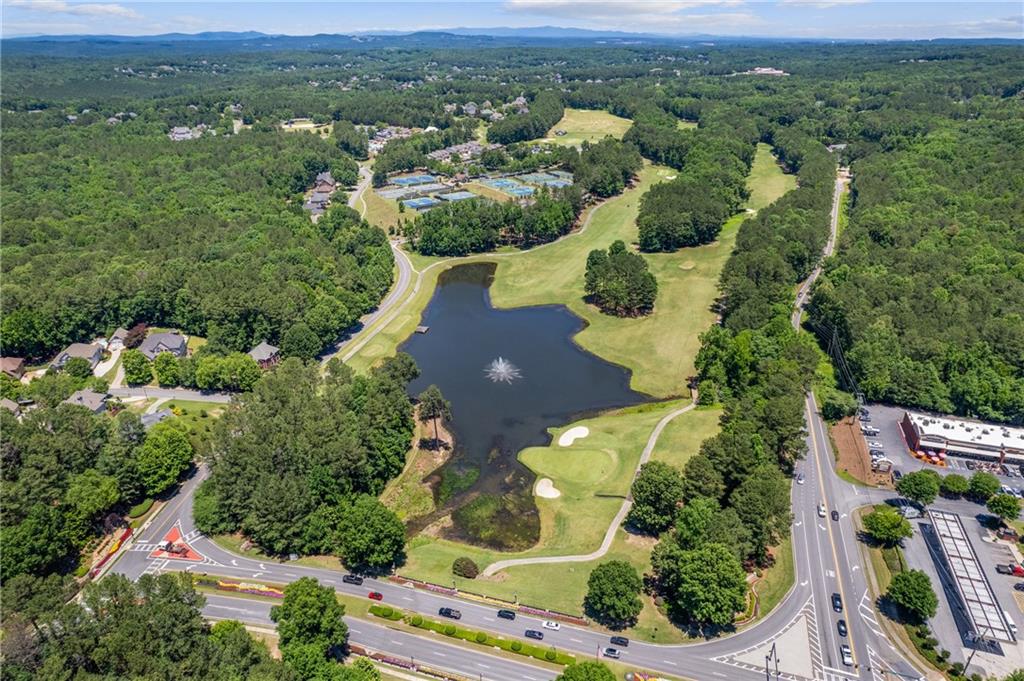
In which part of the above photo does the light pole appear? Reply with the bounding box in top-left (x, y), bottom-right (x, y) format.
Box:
top-left (764, 642), bottom-right (780, 681)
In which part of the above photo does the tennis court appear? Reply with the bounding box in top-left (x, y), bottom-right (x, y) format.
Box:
top-left (402, 197), bottom-right (441, 210)
top-left (392, 174), bottom-right (437, 186)
top-left (507, 186), bottom-right (535, 197)
top-left (518, 172), bottom-right (557, 184)
top-left (484, 178), bottom-right (520, 189)
top-left (438, 191), bottom-right (477, 201)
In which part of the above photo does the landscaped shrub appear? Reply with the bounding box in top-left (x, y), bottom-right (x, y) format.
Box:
top-left (511, 641), bottom-right (522, 652)
top-left (452, 556), bottom-right (480, 579)
top-left (128, 498), bottom-right (154, 518)
top-left (411, 614), bottom-right (423, 626)
top-left (443, 624), bottom-right (456, 636)
top-left (475, 631), bottom-right (487, 643)
top-left (545, 650), bottom-right (557, 662)
top-left (369, 605), bottom-right (402, 621)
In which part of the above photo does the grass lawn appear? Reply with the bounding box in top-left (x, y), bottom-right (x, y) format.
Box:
top-left (186, 335), bottom-right (207, 353)
top-left (677, 119), bottom-right (698, 130)
top-left (745, 142), bottom-right (798, 212)
top-left (462, 181), bottom-right (515, 203)
top-left (648, 405), bottom-right (722, 468)
top-left (380, 418), bottom-right (451, 522)
top-left (536, 107), bottom-right (633, 146)
top-left (361, 186), bottom-right (405, 233)
top-left (751, 540), bottom-right (795, 623)
top-left (163, 399), bottom-right (226, 437)
top-left (836, 183), bottom-right (850, 238)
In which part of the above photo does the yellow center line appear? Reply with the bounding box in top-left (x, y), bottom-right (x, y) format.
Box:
top-left (807, 393), bottom-right (860, 669)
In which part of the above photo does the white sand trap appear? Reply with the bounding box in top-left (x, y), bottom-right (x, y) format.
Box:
top-left (535, 478), bottom-right (561, 499)
top-left (558, 426), bottom-right (590, 447)
top-left (665, 174), bottom-right (677, 180)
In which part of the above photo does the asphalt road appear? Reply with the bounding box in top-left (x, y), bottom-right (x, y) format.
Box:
top-left (107, 166), bottom-right (929, 681)
top-left (203, 592), bottom-right (559, 681)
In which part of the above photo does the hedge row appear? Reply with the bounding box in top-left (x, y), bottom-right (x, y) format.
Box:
top-left (407, 614), bottom-right (575, 665)
top-left (369, 605), bottom-right (404, 621)
top-left (128, 498), bottom-right (154, 519)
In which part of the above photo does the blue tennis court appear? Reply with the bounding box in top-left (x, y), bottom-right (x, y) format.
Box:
top-left (392, 174), bottom-right (437, 186)
top-left (508, 186), bottom-right (535, 197)
top-left (484, 178), bottom-right (519, 189)
top-left (402, 197), bottom-right (441, 210)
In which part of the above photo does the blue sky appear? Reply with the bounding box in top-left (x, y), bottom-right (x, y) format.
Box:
top-left (2, 1), bottom-right (1021, 39)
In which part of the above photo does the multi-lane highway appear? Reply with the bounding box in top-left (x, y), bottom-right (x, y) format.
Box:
top-left (108, 165), bottom-right (926, 681)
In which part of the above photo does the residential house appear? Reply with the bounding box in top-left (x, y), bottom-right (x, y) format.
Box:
top-left (52, 343), bottom-right (103, 370)
top-left (169, 126), bottom-right (194, 141)
top-left (108, 328), bottom-right (129, 351)
top-left (315, 171), bottom-right (336, 188)
top-left (138, 332), bottom-right (187, 361)
top-left (62, 389), bottom-right (109, 414)
top-left (463, 102), bottom-right (478, 116)
top-left (1, 357), bottom-right (25, 379)
top-left (141, 408), bottom-right (173, 430)
top-left (248, 341), bottom-right (281, 369)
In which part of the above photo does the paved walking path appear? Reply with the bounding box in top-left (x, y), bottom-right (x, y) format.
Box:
top-left (482, 397), bottom-right (696, 576)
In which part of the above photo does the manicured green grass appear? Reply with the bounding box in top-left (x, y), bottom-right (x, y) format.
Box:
top-left (745, 142), bottom-right (798, 212)
top-left (362, 186), bottom-right (405, 233)
top-left (649, 406), bottom-right (722, 469)
top-left (536, 107), bottom-right (633, 146)
top-left (836, 184), bottom-right (850, 238)
top-left (752, 540), bottom-right (795, 623)
top-left (677, 119), bottom-right (698, 129)
top-left (186, 335), bottom-right (207, 353)
top-left (164, 399), bottom-right (226, 435)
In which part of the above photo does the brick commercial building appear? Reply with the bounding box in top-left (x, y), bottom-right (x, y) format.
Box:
top-left (900, 410), bottom-right (1024, 465)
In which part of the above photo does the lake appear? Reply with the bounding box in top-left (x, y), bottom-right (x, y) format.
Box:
top-left (400, 262), bottom-right (646, 550)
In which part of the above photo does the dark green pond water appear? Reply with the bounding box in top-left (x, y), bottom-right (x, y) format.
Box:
top-left (400, 263), bottom-right (646, 550)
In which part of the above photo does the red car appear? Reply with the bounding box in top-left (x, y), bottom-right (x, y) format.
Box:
top-left (368, 591), bottom-right (384, 601)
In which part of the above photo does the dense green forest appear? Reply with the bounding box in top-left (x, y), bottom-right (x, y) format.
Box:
top-left (1, 119), bottom-right (392, 360)
top-left (193, 357), bottom-right (416, 563)
top-left (810, 119), bottom-right (1024, 423)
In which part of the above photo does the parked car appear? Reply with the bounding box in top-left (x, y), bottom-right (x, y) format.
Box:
top-left (525, 630), bottom-right (544, 640)
top-left (1013, 582), bottom-right (1024, 592)
top-left (342, 574), bottom-right (363, 586)
top-left (859, 414), bottom-right (871, 422)
top-left (996, 564), bottom-right (1024, 577)
top-left (893, 469), bottom-right (903, 481)
top-left (869, 449), bottom-right (885, 457)
top-left (610, 636), bottom-right (629, 647)
top-left (796, 473), bottom-right (805, 485)
top-left (868, 441), bottom-right (883, 449)
top-left (542, 620), bottom-right (560, 631)
top-left (497, 609), bottom-right (516, 620)
top-left (840, 645), bottom-right (853, 666)
top-left (837, 619), bottom-right (847, 637)
top-left (900, 506), bottom-right (922, 519)
top-left (967, 460), bottom-right (977, 470)
top-left (832, 593), bottom-right (843, 613)
top-left (603, 648), bottom-right (621, 659)
top-left (831, 510), bottom-right (840, 522)
top-left (438, 607), bottom-right (462, 619)
top-left (368, 591), bottom-right (383, 601)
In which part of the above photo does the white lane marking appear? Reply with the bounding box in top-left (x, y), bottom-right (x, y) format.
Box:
top-left (231, 559), bottom-right (238, 566)
top-left (389, 640), bottom-right (404, 646)
top-left (259, 563), bottom-right (266, 570)
top-left (433, 651), bottom-right (446, 657)
top-left (570, 637), bottom-right (583, 643)
top-left (662, 660), bottom-right (678, 666)
top-left (402, 596), bottom-right (414, 601)
top-left (477, 663), bottom-right (491, 669)
top-left (349, 629), bottom-right (362, 634)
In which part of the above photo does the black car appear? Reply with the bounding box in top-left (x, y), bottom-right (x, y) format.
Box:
top-left (859, 414), bottom-right (871, 422)
top-left (837, 619), bottom-right (848, 637)
top-left (342, 574), bottom-right (364, 586)
top-left (610, 636), bottom-right (629, 647)
top-left (869, 449), bottom-right (885, 457)
top-left (1015, 583), bottom-right (1024, 593)
top-left (831, 510), bottom-right (840, 521)
top-left (525, 630), bottom-right (544, 641)
top-left (832, 593), bottom-right (843, 613)
top-left (438, 607), bottom-right (462, 620)
top-left (893, 469), bottom-right (903, 481)
top-left (497, 609), bottom-right (516, 620)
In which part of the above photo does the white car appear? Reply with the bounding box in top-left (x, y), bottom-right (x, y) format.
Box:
top-left (542, 620), bottom-right (560, 631)
top-left (869, 441), bottom-right (883, 449)
top-left (796, 473), bottom-right (805, 485)
top-left (818, 504), bottom-right (826, 518)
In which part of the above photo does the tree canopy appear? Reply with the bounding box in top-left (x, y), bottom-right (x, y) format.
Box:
top-left (584, 240), bottom-right (658, 316)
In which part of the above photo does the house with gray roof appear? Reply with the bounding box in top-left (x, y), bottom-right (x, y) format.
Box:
top-left (141, 408), bottom-right (173, 430)
top-left (248, 341), bottom-right (281, 369)
top-left (52, 343), bottom-right (103, 370)
top-left (138, 332), bottom-right (187, 361)
top-left (62, 389), bottom-right (108, 414)
top-left (108, 327), bottom-right (129, 351)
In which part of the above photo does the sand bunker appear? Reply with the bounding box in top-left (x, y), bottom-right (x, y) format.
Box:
top-left (535, 478), bottom-right (562, 499)
top-left (558, 426), bottom-right (590, 447)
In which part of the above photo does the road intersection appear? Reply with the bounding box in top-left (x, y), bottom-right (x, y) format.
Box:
top-left (108, 166), bottom-right (928, 681)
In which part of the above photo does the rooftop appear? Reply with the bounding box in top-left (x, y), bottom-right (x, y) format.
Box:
top-left (906, 410), bottom-right (1024, 453)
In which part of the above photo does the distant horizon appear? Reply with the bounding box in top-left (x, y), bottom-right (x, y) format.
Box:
top-left (2, 1), bottom-right (1021, 41)
top-left (4, 25), bottom-right (1023, 43)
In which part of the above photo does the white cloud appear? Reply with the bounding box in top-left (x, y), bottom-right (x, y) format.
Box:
top-left (503, 0), bottom-right (757, 31)
top-left (7, 0), bottom-right (142, 20)
top-left (778, 0), bottom-right (869, 7)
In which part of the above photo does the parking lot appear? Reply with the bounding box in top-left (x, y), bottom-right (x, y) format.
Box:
top-left (861, 404), bottom-right (1024, 489)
